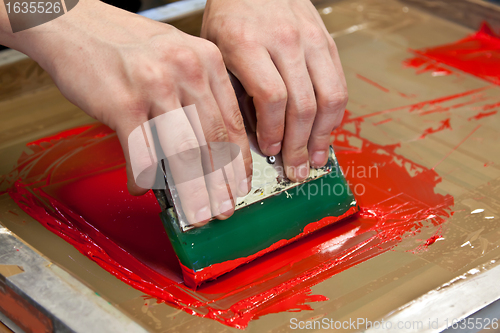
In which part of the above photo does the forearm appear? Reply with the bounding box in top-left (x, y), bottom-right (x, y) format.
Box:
top-left (0, 0), bottom-right (21, 49)
top-left (0, 0), bottom-right (109, 66)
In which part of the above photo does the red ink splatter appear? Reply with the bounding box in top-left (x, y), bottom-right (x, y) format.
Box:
top-left (403, 56), bottom-right (427, 68)
top-left (468, 110), bottom-right (498, 121)
top-left (408, 88), bottom-right (490, 113)
top-left (403, 56), bottom-right (453, 77)
top-left (484, 162), bottom-right (494, 167)
top-left (252, 288), bottom-right (328, 319)
top-left (356, 74), bottom-right (390, 93)
top-left (398, 92), bottom-right (417, 99)
top-left (373, 118), bottom-right (392, 126)
top-left (425, 235), bottom-right (441, 246)
top-left (481, 102), bottom-right (500, 111)
top-left (27, 125), bottom-right (93, 148)
top-left (419, 118), bottom-right (451, 139)
top-left (406, 22), bottom-right (500, 86)
top-left (351, 87), bottom-right (490, 120)
top-left (8, 210), bottom-right (18, 216)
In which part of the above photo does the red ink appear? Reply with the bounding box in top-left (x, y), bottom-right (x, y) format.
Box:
top-left (418, 96), bottom-right (488, 115)
top-left (252, 288), bottom-right (328, 319)
top-left (403, 56), bottom-right (453, 77)
top-left (408, 88), bottom-right (490, 113)
top-left (27, 125), bottom-right (93, 148)
top-left (406, 23), bottom-right (500, 86)
top-left (419, 118), bottom-right (451, 139)
top-left (468, 110), bottom-right (498, 121)
top-left (8, 210), bottom-right (18, 216)
top-left (425, 235), bottom-right (440, 246)
top-left (5, 112), bottom-right (454, 328)
top-left (398, 92), bottom-right (417, 99)
top-left (180, 206), bottom-right (358, 288)
top-left (356, 74), bottom-right (390, 93)
top-left (10, 23), bottom-right (500, 328)
top-left (432, 125), bottom-right (482, 170)
top-left (373, 118), bottom-right (392, 126)
top-left (352, 87), bottom-right (490, 120)
top-left (481, 102), bottom-right (500, 111)
top-left (419, 95), bottom-right (490, 116)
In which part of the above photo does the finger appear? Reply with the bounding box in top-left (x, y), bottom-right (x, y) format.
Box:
top-left (180, 96), bottom-right (237, 220)
top-left (223, 46), bottom-right (287, 158)
top-left (116, 115), bottom-right (155, 196)
top-left (310, 7), bottom-right (348, 99)
top-left (205, 52), bottom-right (253, 196)
top-left (272, 52), bottom-right (316, 182)
top-left (327, 41), bottom-right (348, 100)
top-left (206, 141), bottom-right (237, 219)
top-left (199, 99), bottom-right (237, 219)
top-left (152, 103), bottom-right (212, 226)
top-left (183, 104), bottom-right (237, 216)
top-left (305, 47), bottom-right (348, 167)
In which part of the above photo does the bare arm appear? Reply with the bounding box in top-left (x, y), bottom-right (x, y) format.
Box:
top-left (0, 0), bottom-right (253, 226)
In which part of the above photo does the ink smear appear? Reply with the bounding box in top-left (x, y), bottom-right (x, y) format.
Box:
top-left (4, 108), bottom-right (453, 328)
top-left (405, 22), bottom-right (500, 85)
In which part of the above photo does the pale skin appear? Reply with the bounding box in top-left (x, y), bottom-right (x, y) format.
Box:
top-left (0, 0), bottom-right (347, 226)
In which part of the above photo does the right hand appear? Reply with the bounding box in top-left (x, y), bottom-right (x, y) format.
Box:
top-left (13, 0), bottom-right (253, 226)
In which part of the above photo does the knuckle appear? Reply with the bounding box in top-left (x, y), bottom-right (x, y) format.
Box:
top-left (174, 139), bottom-right (201, 162)
top-left (137, 63), bottom-right (165, 85)
top-left (292, 98), bottom-right (317, 121)
top-left (275, 24), bottom-right (300, 46)
top-left (205, 122), bottom-right (229, 143)
top-left (334, 90), bottom-right (349, 107)
top-left (329, 39), bottom-right (339, 53)
top-left (225, 111), bottom-right (246, 135)
top-left (238, 32), bottom-right (257, 47)
top-left (312, 131), bottom-right (332, 143)
top-left (287, 144), bottom-right (309, 162)
top-left (175, 48), bottom-right (203, 74)
top-left (307, 26), bottom-right (327, 47)
top-left (318, 90), bottom-right (349, 112)
top-left (258, 84), bottom-right (288, 105)
top-left (219, 23), bottom-right (255, 47)
top-left (204, 41), bottom-right (223, 62)
top-left (258, 123), bottom-right (284, 142)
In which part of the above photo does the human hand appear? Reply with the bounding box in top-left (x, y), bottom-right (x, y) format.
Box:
top-left (7, 0), bottom-right (252, 226)
top-left (202, 0), bottom-right (347, 182)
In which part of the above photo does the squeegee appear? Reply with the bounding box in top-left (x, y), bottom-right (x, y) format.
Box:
top-left (154, 75), bottom-right (358, 288)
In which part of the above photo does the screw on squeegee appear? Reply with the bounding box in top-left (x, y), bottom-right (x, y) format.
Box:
top-left (267, 156), bottom-right (276, 164)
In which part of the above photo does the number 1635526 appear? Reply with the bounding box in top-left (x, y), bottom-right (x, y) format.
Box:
top-left (5, 2), bottom-right (62, 14)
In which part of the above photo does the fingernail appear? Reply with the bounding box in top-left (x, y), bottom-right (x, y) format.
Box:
top-left (297, 163), bottom-right (310, 180)
top-left (194, 206), bottom-right (212, 224)
top-left (239, 178), bottom-right (251, 195)
top-left (288, 162), bottom-right (309, 181)
top-left (311, 151), bottom-right (327, 167)
top-left (219, 199), bottom-right (234, 215)
top-left (268, 142), bottom-right (282, 155)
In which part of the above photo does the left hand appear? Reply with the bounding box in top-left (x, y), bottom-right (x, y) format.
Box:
top-left (202, 0), bottom-right (348, 182)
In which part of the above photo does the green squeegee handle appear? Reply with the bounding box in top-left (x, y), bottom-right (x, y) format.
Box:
top-left (160, 158), bottom-right (357, 273)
